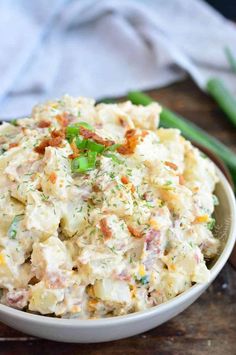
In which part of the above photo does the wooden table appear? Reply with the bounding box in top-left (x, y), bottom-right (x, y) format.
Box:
top-left (1, 79), bottom-right (235, 355)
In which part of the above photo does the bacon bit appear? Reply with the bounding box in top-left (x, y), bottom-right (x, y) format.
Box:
top-left (38, 120), bottom-right (51, 128)
top-left (56, 113), bottom-right (73, 127)
top-left (179, 175), bottom-right (185, 185)
top-left (51, 129), bottom-right (65, 140)
top-left (100, 218), bottom-right (112, 240)
top-left (121, 176), bottom-right (129, 184)
top-left (49, 172), bottom-right (57, 184)
top-left (194, 215), bottom-right (209, 224)
top-left (34, 129), bottom-right (65, 154)
top-left (125, 129), bottom-right (136, 138)
top-left (165, 161), bottom-right (178, 170)
top-left (128, 225), bottom-right (142, 238)
top-left (79, 127), bottom-right (115, 147)
top-left (8, 142), bottom-right (19, 149)
top-left (48, 136), bottom-right (63, 147)
top-left (34, 139), bottom-right (50, 154)
top-left (131, 184), bottom-right (135, 193)
top-left (92, 184), bottom-right (100, 192)
top-left (117, 129), bottom-right (139, 155)
top-left (69, 141), bottom-right (79, 159)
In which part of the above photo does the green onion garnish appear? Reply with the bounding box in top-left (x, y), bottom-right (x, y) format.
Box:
top-left (66, 125), bottom-right (79, 142)
top-left (75, 137), bottom-right (88, 150)
top-left (10, 119), bottom-right (18, 126)
top-left (87, 151), bottom-right (97, 168)
top-left (76, 121), bottom-right (94, 131)
top-left (103, 153), bottom-right (122, 164)
top-left (207, 218), bottom-right (216, 231)
top-left (105, 143), bottom-right (121, 152)
top-left (87, 140), bottom-right (105, 153)
top-left (67, 121), bottom-right (123, 173)
top-left (139, 276), bottom-right (149, 285)
top-left (71, 156), bottom-right (89, 173)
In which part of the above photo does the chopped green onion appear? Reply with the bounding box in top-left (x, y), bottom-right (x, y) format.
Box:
top-left (76, 121), bottom-right (94, 131)
top-left (66, 125), bottom-right (79, 141)
top-left (127, 91), bottom-right (236, 188)
top-left (8, 214), bottom-right (24, 239)
top-left (207, 78), bottom-right (236, 127)
top-left (10, 119), bottom-right (18, 126)
top-left (207, 218), bottom-right (216, 231)
top-left (140, 276), bottom-right (149, 285)
top-left (87, 140), bottom-right (105, 153)
top-left (75, 137), bottom-right (88, 150)
top-left (66, 122), bottom-right (94, 142)
top-left (105, 143), bottom-right (121, 152)
top-left (104, 153), bottom-right (123, 164)
top-left (0, 148), bottom-right (6, 155)
top-left (87, 151), bottom-right (97, 168)
top-left (71, 156), bottom-right (89, 173)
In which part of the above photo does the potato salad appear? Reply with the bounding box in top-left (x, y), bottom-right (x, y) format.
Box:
top-left (0, 96), bottom-right (220, 318)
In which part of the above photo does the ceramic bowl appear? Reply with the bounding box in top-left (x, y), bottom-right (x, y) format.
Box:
top-left (0, 167), bottom-right (235, 343)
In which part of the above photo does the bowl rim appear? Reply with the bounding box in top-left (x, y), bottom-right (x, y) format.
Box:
top-left (0, 167), bottom-right (235, 328)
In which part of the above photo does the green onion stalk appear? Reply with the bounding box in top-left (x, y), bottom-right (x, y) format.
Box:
top-left (205, 47), bottom-right (236, 128)
top-left (127, 91), bottom-right (236, 187)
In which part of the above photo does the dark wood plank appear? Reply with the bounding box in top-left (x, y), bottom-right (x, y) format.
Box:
top-left (0, 79), bottom-right (235, 354)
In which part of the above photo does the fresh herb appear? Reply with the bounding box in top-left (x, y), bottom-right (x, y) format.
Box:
top-left (0, 148), bottom-right (6, 155)
top-left (139, 276), bottom-right (149, 285)
top-left (41, 193), bottom-right (50, 201)
top-left (68, 122), bottom-right (122, 173)
top-left (76, 121), bottom-right (94, 131)
top-left (10, 119), bottom-right (18, 126)
top-left (66, 125), bottom-right (79, 142)
top-left (87, 140), bottom-right (105, 153)
top-left (71, 156), bottom-right (89, 173)
top-left (75, 136), bottom-right (88, 150)
top-left (207, 218), bottom-right (216, 231)
top-left (8, 214), bottom-right (24, 239)
top-left (104, 143), bottom-right (121, 152)
top-left (103, 153), bottom-right (122, 164)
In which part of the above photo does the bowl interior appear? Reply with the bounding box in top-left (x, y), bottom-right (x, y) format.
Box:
top-left (208, 170), bottom-right (234, 269)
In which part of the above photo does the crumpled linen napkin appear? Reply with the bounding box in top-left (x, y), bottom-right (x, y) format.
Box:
top-left (1, 0), bottom-right (236, 119)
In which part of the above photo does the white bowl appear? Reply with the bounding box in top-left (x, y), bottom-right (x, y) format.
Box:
top-left (0, 167), bottom-right (235, 343)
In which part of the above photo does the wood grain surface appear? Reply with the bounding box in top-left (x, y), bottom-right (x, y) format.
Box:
top-left (0, 79), bottom-right (235, 355)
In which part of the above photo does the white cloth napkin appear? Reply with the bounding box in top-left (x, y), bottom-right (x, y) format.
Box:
top-left (1, 0), bottom-right (236, 119)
